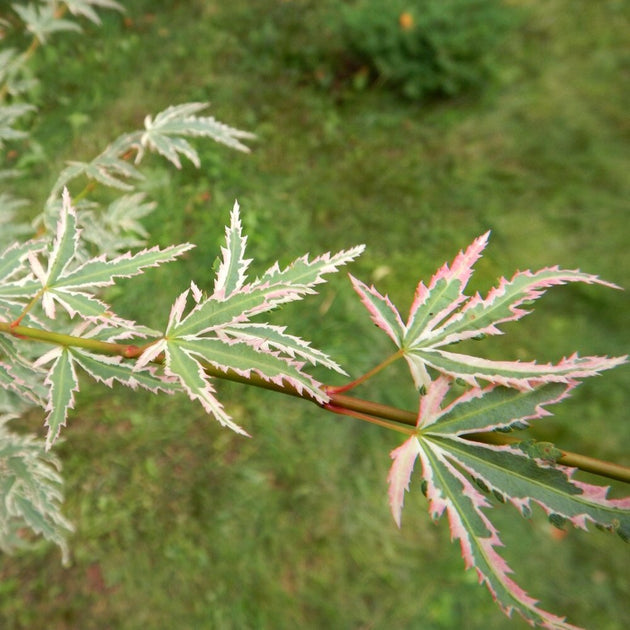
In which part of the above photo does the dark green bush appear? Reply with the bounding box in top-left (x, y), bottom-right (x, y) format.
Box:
top-left (339, 0), bottom-right (519, 100)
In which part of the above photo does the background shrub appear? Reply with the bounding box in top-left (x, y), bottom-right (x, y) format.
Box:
top-left (339, 0), bottom-right (519, 100)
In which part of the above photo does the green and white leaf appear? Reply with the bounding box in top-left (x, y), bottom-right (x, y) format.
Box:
top-left (29, 189), bottom-right (194, 320)
top-left (0, 418), bottom-right (73, 564)
top-left (0, 336), bottom-right (47, 407)
top-left (12, 3), bottom-right (82, 43)
top-left (351, 233), bottom-right (626, 390)
top-left (138, 102), bottom-right (255, 167)
top-left (140, 202), bottom-right (363, 431)
top-left (388, 378), bottom-right (630, 629)
top-left (214, 201), bottom-right (251, 299)
top-left (174, 247), bottom-right (365, 339)
top-left (49, 147), bottom-right (144, 200)
top-left (177, 336), bottom-right (327, 402)
top-left (34, 347), bottom-right (78, 450)
top-left (69, 347), bottom-right (181, 395)
top-left (0, 238), bottom-right (41, 283)
top-left (161, 339), bottom-right (247, 436)
top-left (78, 193), bottom-right (155, 254)
top-left (220, 323), bottom-right (346, 374)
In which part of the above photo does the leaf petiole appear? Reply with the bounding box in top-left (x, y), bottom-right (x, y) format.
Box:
top-left (11, 287), bottom-right (46, 327)
top-left (325, 348), bottom-right (404, 394)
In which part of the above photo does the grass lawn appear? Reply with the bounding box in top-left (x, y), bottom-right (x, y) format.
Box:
top-left (1, 1), bottom-right (628, 628)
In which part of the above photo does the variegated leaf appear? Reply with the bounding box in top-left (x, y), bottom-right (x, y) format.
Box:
top-left (0, 336), bottom-right (47, 406)
top-left (33, 338), bottom-right (180, 449)
top-left (416, 441), bottom-right (582, 630)
top-left (220, 323), bottom-right (346, 374)
top-left (63, 0), bottom-right (125, 25)
top-left (348, 275), bottom-right (405, 346)
top-left (177, 337), bottom-right (327, 403)
top-left (0, 418), bottom-right (74, 564)
top-left (258, 246), bottom-right (365, 289)
top-left (49, 146), bottom-right (144, 200)
top-left (11, 4), bottom-right (81, 43)
top-left (171, 215), bottom-right (363, 338)
top-left (29, 189), bottom-right (193, 320)
top-left (430, 437), bottom-right (630, 539)
top-left (78, 193), bottom-right (155, 254)
top-left (351, 233), bottom-right (626, 390)
top-left (139, 102), bottom-right (255, 167)
top-left (145, 202), bottom-right (363, 432)
top-left (388, 378), bottom-right (629, 629)
top-left (410, 349), bottom-right (626, 391)
top-left (69, 348), bottom-right (181, 395)
top-left (162, 340), bottom-right (248, 436)
top-left (213, 201), bottom-right (251, 299)
top-left (0, 239), bottom-right (41, 282)
top-left (36, 348), bottom-right (79, 450)
top-left (0, 103), bottom-right (36, 147)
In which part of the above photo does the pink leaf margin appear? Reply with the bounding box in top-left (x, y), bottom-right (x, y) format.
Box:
top-left (417, 442), bottom-right (584, 630)
top-left (349, 275), bottom-right (405, 346)
top-left (406, 231), bottom-right (490, 332)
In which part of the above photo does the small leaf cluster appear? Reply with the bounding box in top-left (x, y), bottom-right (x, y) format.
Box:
top-left (349, 233), bottom-right (628, 628)
top-left (0, 1), bottom-right (363, 560)
top-left (0, 0), bottom-right (268, 560)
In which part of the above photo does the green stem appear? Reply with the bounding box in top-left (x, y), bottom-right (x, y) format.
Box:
top-left (325, 393), bottom-right (630, 485)
top-left (72, 181), bottom-right (97, 204)
top-left (0, 321), bottom-right (143, 358)
top-left (2, 322), bottom-right (629, 485)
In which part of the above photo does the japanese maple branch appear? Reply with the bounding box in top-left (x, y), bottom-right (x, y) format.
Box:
top-left (2, 321), bottom-right (629, 485)
top-left (326, 392), bottom-right (630, 484)
top-left (0, 321), bottom-right (142, 358)
top-left (0, 3), bottom-right (69, 103)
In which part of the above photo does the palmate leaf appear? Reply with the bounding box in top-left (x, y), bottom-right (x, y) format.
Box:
top-left (11, 3), bottom-right (81, 43)
top-left (173, 245), bottom-right (365, 338)
top-left (11, 0), bottom-right (122, 43)
top-left (139, 103), bottom-right (256, 167)
top-left (219, 323), bottom-right (346, 373)
top-left (350, 232), bottom-right (626, 390)
top-left (138, 202), bottom-right (363, 432)
top-left (388, 377), bottom-right (630, 629)
top-left (0, 417), bottom-right (74, 564)
top-left (48, 104), bottom-right (252, 209)
top-left (0, 238), bottom-right (41, 283)
top-left (69, 348), bottom-right (181, 395)
top-left (78, 193), bottom-right (155, 254)
top-left (27, 189), bottom-right (193, 320)
top-left (49, 145), bottom-right (144, 200)
top-left (213, 201), bottom-right (251, 299)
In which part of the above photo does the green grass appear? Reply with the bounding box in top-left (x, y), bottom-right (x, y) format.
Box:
top-left (1, 0), bottom-right (629, 628)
